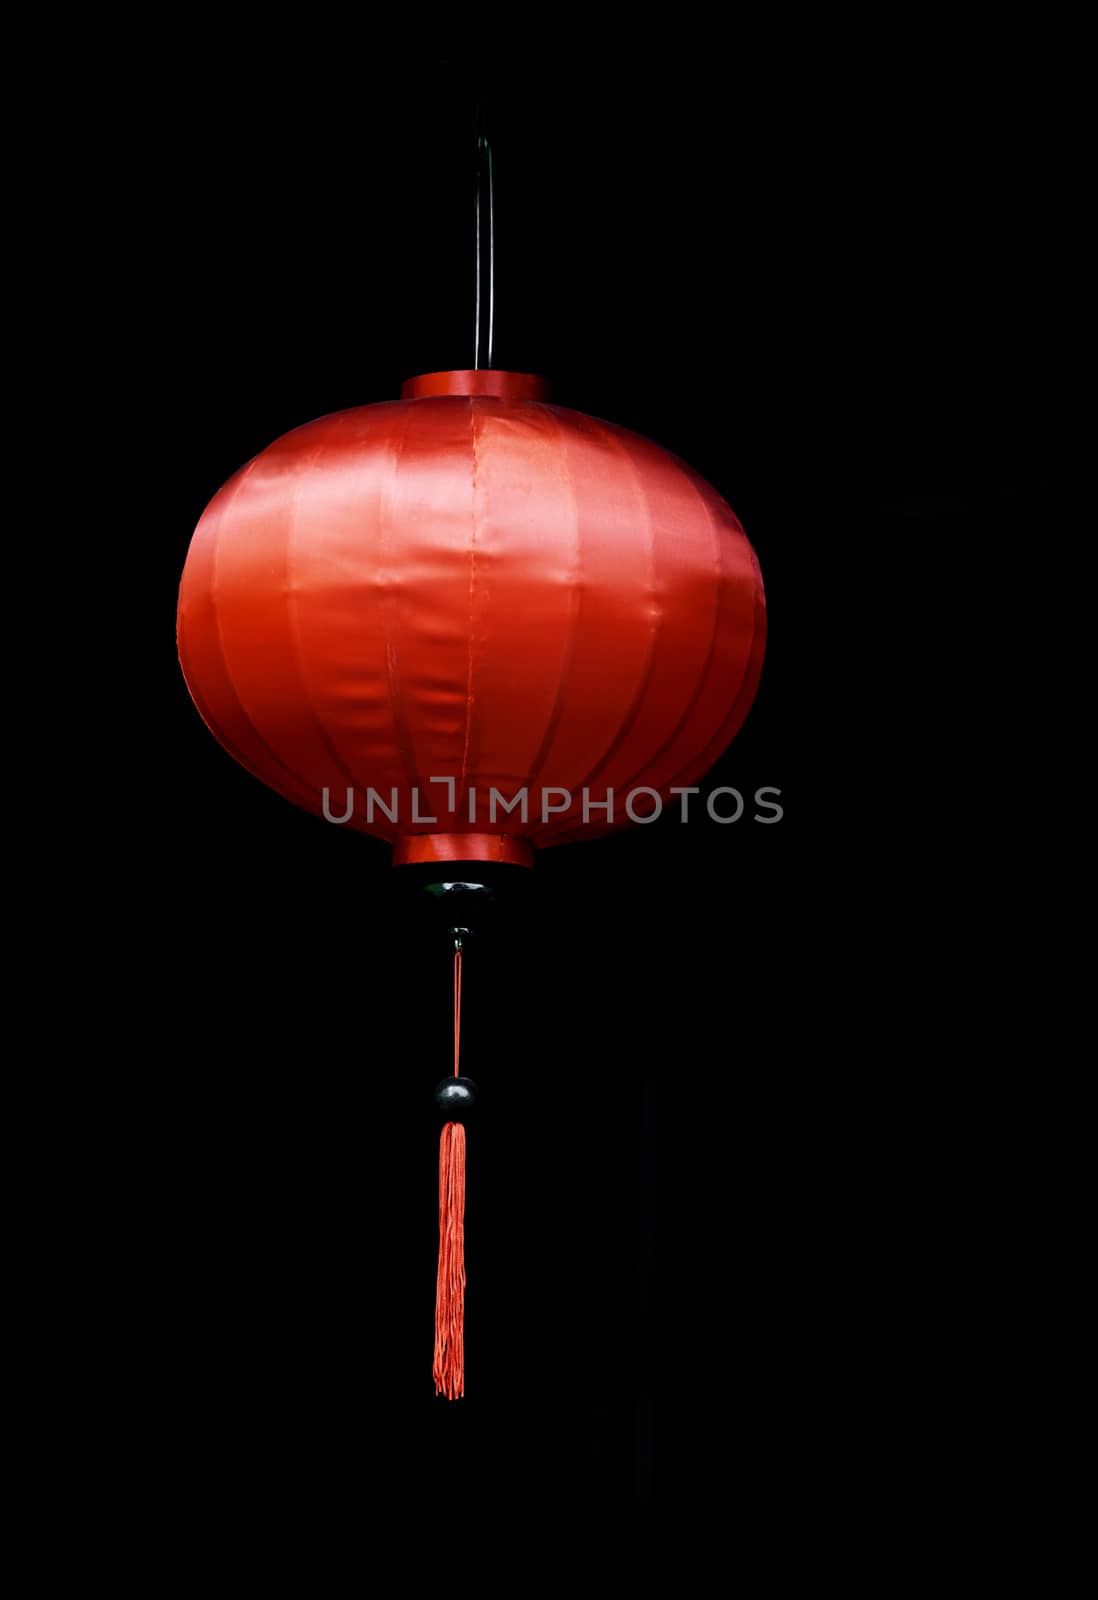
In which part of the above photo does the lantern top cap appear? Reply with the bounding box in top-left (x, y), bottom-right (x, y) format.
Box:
top-left (401, 370), bottom-right (551, 402)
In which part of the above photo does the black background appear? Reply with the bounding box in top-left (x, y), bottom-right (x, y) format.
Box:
top-left (97, 43), bottom-right (1013, 1567)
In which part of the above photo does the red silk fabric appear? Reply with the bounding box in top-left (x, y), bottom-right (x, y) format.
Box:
top-left (177, 372), bottom-right (766, 862)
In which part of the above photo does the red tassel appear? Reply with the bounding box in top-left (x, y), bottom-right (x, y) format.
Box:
top-left (433, 1121), bottom-right (466, 1400)
top-left (434, 944), bottom-right (466, 1400)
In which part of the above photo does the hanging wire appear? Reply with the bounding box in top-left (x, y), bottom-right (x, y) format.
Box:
top-left (474, 107), bottom-right (494, 369)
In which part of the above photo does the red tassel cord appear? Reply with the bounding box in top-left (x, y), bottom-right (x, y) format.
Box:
top-left (453, 945), bottom-right (462, 1080)
top-left (434, 945), bottom-right (466, 1399)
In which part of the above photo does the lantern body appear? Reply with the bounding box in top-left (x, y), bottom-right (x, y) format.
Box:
top-left (177, 372), bottom-right (766, 863)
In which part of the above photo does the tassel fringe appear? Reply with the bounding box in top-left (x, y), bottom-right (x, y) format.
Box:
top-left (433, 1120), bottom-right (466, 1399)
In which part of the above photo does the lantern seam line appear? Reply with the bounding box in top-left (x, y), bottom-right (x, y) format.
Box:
top-left (534, 433), bottom-right (754, 845)
top-left (520, 402), bottom-right (584, 797)
top-left (539, 412), bottom-right (660, 833)
top-left (178, 578), bottom-right (277, 797)
top-left (586, 457), bottom-right (728, 798)
top-left (456, 398), bottom-right (479, 814)
top-left (547, 572), bottom-right (766, 845)
top-left (284, 412), bottom-right (413, 817)
top-left (662, 574), bottom-right (767, 793)
top-left (380, 403), bottom-right (424, 805)
top-left (283, 439), bottom-right (367, 803)
top-left (205, 456), bottom-right (328, 814)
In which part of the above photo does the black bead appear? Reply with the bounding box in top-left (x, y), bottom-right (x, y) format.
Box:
top-left (434, 1076), bottom-right (478, 1115)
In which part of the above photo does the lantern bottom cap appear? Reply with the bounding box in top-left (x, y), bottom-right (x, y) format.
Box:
top-left (392, 833), bottom-right (535, 870)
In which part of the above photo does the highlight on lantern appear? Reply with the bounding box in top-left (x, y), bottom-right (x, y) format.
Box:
top-left (319, 783), bottom-right (784, 827)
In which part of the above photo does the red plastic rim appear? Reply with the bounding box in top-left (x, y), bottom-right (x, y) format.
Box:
top-left (401, 370), bottom-right (551, 401)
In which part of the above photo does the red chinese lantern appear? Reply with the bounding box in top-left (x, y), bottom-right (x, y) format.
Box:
top-left (178, 141), bottom-right (765, 1405)
top-left (178, 366), bottom-right (765, 1400)
top-left (177, 368), bottom-right (765, 866)
top-left (178, 365), bottom-right (765, 1398)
